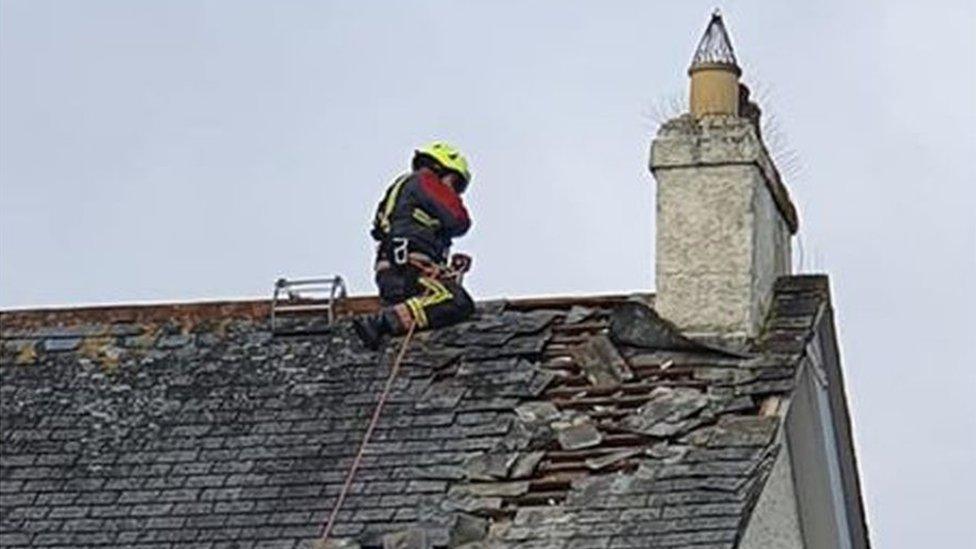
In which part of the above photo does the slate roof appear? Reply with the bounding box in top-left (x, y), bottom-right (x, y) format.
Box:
top-left (0, 276), bottom-right (832, 548)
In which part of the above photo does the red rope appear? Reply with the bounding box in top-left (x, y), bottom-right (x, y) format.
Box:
top-left (317, 319), bottom-right (418, 541)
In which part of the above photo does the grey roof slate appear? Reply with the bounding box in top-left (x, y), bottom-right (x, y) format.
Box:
top-left (0, 276), bottom-right (832, 548)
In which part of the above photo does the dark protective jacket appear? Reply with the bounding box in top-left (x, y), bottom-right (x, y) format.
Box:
top-left (371, 169), bottom-right (471, 263)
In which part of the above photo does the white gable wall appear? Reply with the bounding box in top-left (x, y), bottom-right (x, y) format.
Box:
top-left (739, 433), bottom-right (804, 549)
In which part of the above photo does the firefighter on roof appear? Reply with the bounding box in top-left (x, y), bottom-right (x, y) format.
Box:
top-left (352, 141), bottom-right (475, 349)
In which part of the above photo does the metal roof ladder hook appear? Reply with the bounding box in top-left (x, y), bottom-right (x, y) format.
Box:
top-left (270, 275), bottom-right (347, 336)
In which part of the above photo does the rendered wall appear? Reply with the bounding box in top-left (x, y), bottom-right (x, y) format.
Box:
top-left (739, 435), bottom-right (804, 549)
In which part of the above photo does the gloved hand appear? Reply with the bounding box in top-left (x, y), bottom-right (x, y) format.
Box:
top-left (448, 253), bottom-right (473, 283)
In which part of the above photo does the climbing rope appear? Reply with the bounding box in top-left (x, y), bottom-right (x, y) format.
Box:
top-left (317, 318), bottom-right (419, 541)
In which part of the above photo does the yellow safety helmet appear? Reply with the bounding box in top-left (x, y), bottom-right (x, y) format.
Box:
top-left (412, 141), bottom-right (471, 190)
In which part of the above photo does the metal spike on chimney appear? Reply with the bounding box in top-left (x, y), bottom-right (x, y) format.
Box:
top-left (690, 9), bottom-right (740, 71)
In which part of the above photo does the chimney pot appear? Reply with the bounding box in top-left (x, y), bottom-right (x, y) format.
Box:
top-left (688, 12), bottom-right (741, 118)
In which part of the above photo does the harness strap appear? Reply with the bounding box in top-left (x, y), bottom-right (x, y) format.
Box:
top-left (375, 252), bottom-right (446, 278)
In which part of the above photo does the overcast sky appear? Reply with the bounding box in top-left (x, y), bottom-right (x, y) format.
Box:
top-left (2, 1), bottom-right (974, 546)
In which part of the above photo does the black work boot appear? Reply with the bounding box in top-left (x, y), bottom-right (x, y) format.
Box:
top-left (352, 313), bottom-right (390, 351)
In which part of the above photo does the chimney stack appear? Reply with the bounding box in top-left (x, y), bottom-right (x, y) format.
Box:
top-left (650, 11), bottom-right (799, 341)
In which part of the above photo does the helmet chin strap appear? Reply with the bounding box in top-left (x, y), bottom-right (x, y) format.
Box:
top-left (452, 178), bottom-right (468, 195)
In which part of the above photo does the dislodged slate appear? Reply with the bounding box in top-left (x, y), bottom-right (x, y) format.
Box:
top-left (524, 368), bottom-right (557, 397)
top-left (565, 473), bottom-right (641, 506)
top-left (510, 451), bottom-right (545, 479)
top-left (646, 442), bottom-right (690, 464)
top-left (609, 302), bottom-right (703, 351)
top-left (464, 453), bottom-right (519, 481)
top-left (611, 302), bottom-right (751, 358)
top-left (585, 448), bottom-right (643, 471)
top-left (495, 420), bottom-right (555, 452)
top-left (564, 305), bottom-right (596, 325)
top-left (570, 334), bottom-right (632, 387)
top-left (640, 415), bottom-right (710, 438)
top-left (624, 352), bottom-right (671, 368)
top-left (619, 387), bottom-right (708, 436)
top-left (515, 402), bottom-right (561, 424)
top-left (556, 418), bottom-right (603, 451)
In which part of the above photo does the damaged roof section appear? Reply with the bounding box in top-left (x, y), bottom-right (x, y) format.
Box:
top-left (0, 278), bottom-right (830, 548)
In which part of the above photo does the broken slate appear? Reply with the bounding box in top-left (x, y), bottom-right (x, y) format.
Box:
top-left (585, 448), bottom-right (642, 470)
top-left (564, 305), bottom-right (595, 324)
top-left (619, 387), bottom-right (709, 436)
top-left (570, 334), bottom-right (633, 387)
top-left (509, 451), bottom-right (545, 479)
top-left (514, 401), bottom-right (560, 424)
top-left (464, 452), bottom-right (518, 481)
top-left (646, 442), bottom-right (691, 464)
top-left (609, 301), bottom-right (702, 351)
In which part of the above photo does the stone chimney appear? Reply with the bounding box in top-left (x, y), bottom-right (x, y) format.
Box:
top-left (650, 11), bottom-right (799, 341)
